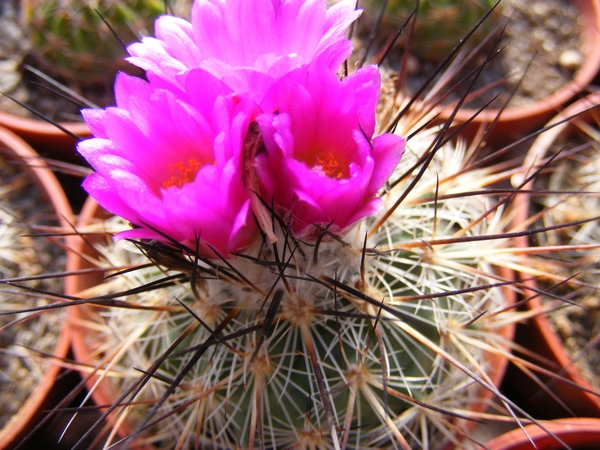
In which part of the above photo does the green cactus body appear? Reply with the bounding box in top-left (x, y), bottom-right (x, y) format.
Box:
top-left (21, 0), bottom-right (165, 86)
top-left (76, 125), bottom-right (516, 449)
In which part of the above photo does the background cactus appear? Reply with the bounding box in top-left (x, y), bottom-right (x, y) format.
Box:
top-left (0, 155), bottom-right (67, 436)
top-left (20, 0), bottom-right (166, 88)
top-left (529, 108), bottom-right (600, 396)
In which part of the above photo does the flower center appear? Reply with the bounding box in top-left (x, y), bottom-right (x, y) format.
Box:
top-left (162, 158), bottom-right (201, 189)
top-left (311, 150), bottom-right (346, 179)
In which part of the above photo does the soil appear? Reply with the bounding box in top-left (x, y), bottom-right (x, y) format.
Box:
top-left (356, 0), bottom-right (585, 110)
top-left (551, 297), bottom-right (600, 394)
top-left (0, 155), bottom-right (66, 431)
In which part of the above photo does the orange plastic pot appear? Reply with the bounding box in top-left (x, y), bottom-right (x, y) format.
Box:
top-left (0, 125), bottom-right (73, 448)
top-left (0, 112), bottom-right (90, 163)
top-left (486, 418), bottom-right (600, 450)
top-left (65, 199), bottom-right (152, 450)
top-left (505, 93), bottom-right (600, 419)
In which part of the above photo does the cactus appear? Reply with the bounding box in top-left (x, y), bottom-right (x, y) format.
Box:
top-left (538, 138), bottom-right (600, 255)
top-left (69, 119), bottom-right (526, 449)
top-left (65, 92), bottom-right (600, 448)
top-left (527, 108), bottom-right (600, 395)
top-left (21, 0), bottom-right (166, 86)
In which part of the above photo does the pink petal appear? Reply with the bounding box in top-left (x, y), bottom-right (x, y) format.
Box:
top-left (367, 133), bottom-right (405, 197)
top-left (255, 64), bottom-right (403, 236)
top-left (127, 0), bottom-right (359, 93)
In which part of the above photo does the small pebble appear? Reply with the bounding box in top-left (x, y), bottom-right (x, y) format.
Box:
top-left (532, 3), bottom-right (550, 16)
top-left (559, 49), bottom-right (584, 71)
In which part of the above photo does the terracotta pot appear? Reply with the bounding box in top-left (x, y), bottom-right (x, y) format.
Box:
top-left (67, 197), bottom-right (517, 449)
top-left (504, 93), bottom-right (600, 419)
top-left (66, 199), bottom-right (151, 449)
top-left (0, 125), bottom-right (73, 448)
top-left (439, 0), bottom-right (600, 147)
top-left (0, 112), bottom-right (90, 164)
top-left (486, 417), bottom-right (600, 450)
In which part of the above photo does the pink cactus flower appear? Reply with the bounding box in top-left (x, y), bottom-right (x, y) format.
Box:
top-left (253, 64), bottom-right (405, 237)
top-left (127, 0), bottom-right (360, 98)
top-left (78, 70), bottom-right (259, 257)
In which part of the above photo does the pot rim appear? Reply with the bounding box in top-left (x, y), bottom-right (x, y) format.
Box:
top-left (486, 417), bottom-right (600, 449)
top-left (511, 92), bottom-right (600, 417)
